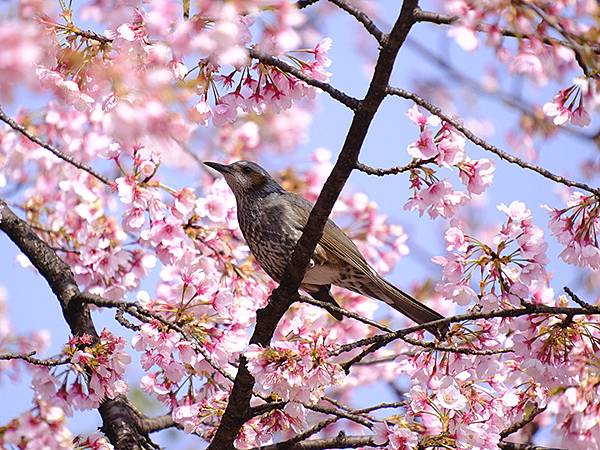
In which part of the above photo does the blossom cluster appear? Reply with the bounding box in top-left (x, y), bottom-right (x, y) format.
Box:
top-left (245, 332), bottom-right (343, 403)
top-left (545, 191), bottom-right (600, 269)
top-left (442, 1), bottom-right (599, 128)
top-left (403, 105), bottom-right (495, 219)
top-left (434, 201), bottom-right (547, 309)
top-left (0, 400), bottom-right (74, 450)
top-left (543, 77), bottom-right (597, 127)
top-left (238, 333), bottom-right (343, 448)
top-left (443, 0), bottom-right (586, 80)
top-left (21, 331), bottom-right (130, 418)
top-left (0, 399), bottom-right (114, 450)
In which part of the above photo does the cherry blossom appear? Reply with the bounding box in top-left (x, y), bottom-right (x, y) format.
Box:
top-left (544, 192), bottom-right (600, 269)
top-left (434, 201), bottom-right (548, 308)
top-left (245, 332), bottom-right (343, 403)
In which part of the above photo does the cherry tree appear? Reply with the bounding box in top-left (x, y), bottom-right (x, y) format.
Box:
top-left (0, 0), bottom-right (599, 449)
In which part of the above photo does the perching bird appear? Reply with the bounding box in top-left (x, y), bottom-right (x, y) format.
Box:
top-left (204, 160), bottom-right (447, 337)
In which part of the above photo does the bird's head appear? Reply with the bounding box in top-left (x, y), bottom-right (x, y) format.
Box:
top-left (203, 160), bottom-right (282, 199)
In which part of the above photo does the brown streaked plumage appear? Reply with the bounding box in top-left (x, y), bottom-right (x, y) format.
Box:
top-left (204, 160), bottom-right (447, 337)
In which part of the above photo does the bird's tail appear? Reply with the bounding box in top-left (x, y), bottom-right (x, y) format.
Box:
top-left (358, 276), bottom-right (448, 338)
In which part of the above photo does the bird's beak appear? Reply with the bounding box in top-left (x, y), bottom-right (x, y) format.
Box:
top-left (203, 161), bottom-right (231, 174)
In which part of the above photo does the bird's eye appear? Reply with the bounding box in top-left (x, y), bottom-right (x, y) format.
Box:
top-left (242, 166), bottom-right (253, 174)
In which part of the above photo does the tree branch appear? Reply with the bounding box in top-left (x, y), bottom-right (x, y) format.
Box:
top-left (326, 0), bottom-right (385, 44)
top-left (500, 405), bottom-right (547, 439)
top-left (249, 49), bottom-right (360, 110)
top-left (413, 8), bottom-right (600, 54)
top-left (404, 38), bottom-right (596, 142)
top-left (298, 296), bottom-right (393, 332)
top-left (336, 303), bottom-right (600, 369)
top-left (516, 0), bottom-right (591, 76)
top-left (0, 351), bottom-right (70, 366)
top-left (297, 0), bottom-right (320, 8)
top-left (386, 87), bottom-right (600, 196)
top-left (0, 200), bottom-right (155, 449)
top-left (399, 334), bottom-right (513, 356)
top-left (499, 443), bottom-right (562, 450)
top-left (77, 293), bottom-right (237, 384)
top-left (206, 2), bottom-right (420, 449)
top-left (0, 106), bottom-right (111, 185)
top-left (356, 156), bottom-right (436, 176)
top-left (563, 286), bottom-right (596, 311)
top-left (140, 414), bottom-right (182, 433)
top-left (259, 434), bottom-right (379, 450)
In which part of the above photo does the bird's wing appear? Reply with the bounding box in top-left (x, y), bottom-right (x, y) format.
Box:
top-left (283, 193), bottom-right (375, 274)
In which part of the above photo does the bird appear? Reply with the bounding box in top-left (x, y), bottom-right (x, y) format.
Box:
top-left (203, 160), bottom-right (447, 337)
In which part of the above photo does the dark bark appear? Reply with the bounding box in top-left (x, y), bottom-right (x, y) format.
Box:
top-left (0, 200), bottom-right (156, 450)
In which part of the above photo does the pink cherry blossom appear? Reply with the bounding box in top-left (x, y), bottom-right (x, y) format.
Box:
top-left (457, 158), bottom-right (495, 194)
top-left (436, 376), bottom-right (468, 410)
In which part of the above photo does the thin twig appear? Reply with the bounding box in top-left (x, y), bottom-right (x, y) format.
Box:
top-left (0, 106), bottom-right (110, 185)
top-left (77, 293), bottom-right (237, 384)
top-left (69, 27), bottom-right (112, 45)
top-left (399, 334), bottom-right (513, 355)
top-left (326, 0), bottom-right (385, 44)
top-left (298, 296), bottom-right (393, 332)
top-left (337, 303), bottom-right (600, 370)
top-left (404, 38), bottom-right (595, 141)
top-left (386, 87), bottom-right (600, 196)
top-left (0, 351), bottom-right (70, 366)
top-left (563, 286), bottom-right (596, 311)
top-left (517, 1), bottom-right (591, 76)
top-left (413, 8), bottom-right (600, 54)
top-left (262, 434), bottom-right (380, 450)
top-left (355, 401), bottom-right (407, 414)
top-left (498, 443), bottom-right (562, 450)
top-left (500, 404), bottom-right (547, 439)
top-left (249, 48), bottom-right (360, 110)
top-left (356, 156), bottom-right (436, 176)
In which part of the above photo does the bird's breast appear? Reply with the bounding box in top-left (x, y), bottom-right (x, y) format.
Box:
top-left (237, 196), bottom-right (301, 281)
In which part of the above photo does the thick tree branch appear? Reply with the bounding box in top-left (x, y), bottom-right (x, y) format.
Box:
top-left (499, 443), bottom-right (562, 450)
top-left (140, 414), bottom-right (181, 433)
top-left (207, 2), bottom-right (420, 449)
top-left (0, 200), bottom-right (155, 449)
top-left (259, 434), bottom-right (379, 450)
top-left (386, 87), bottom-right (600, 196)
top-left (0, 106), bottom-right (110, 185)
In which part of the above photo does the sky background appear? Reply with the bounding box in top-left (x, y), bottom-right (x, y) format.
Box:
top-left (0, 1), bottom-right (595, 448)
